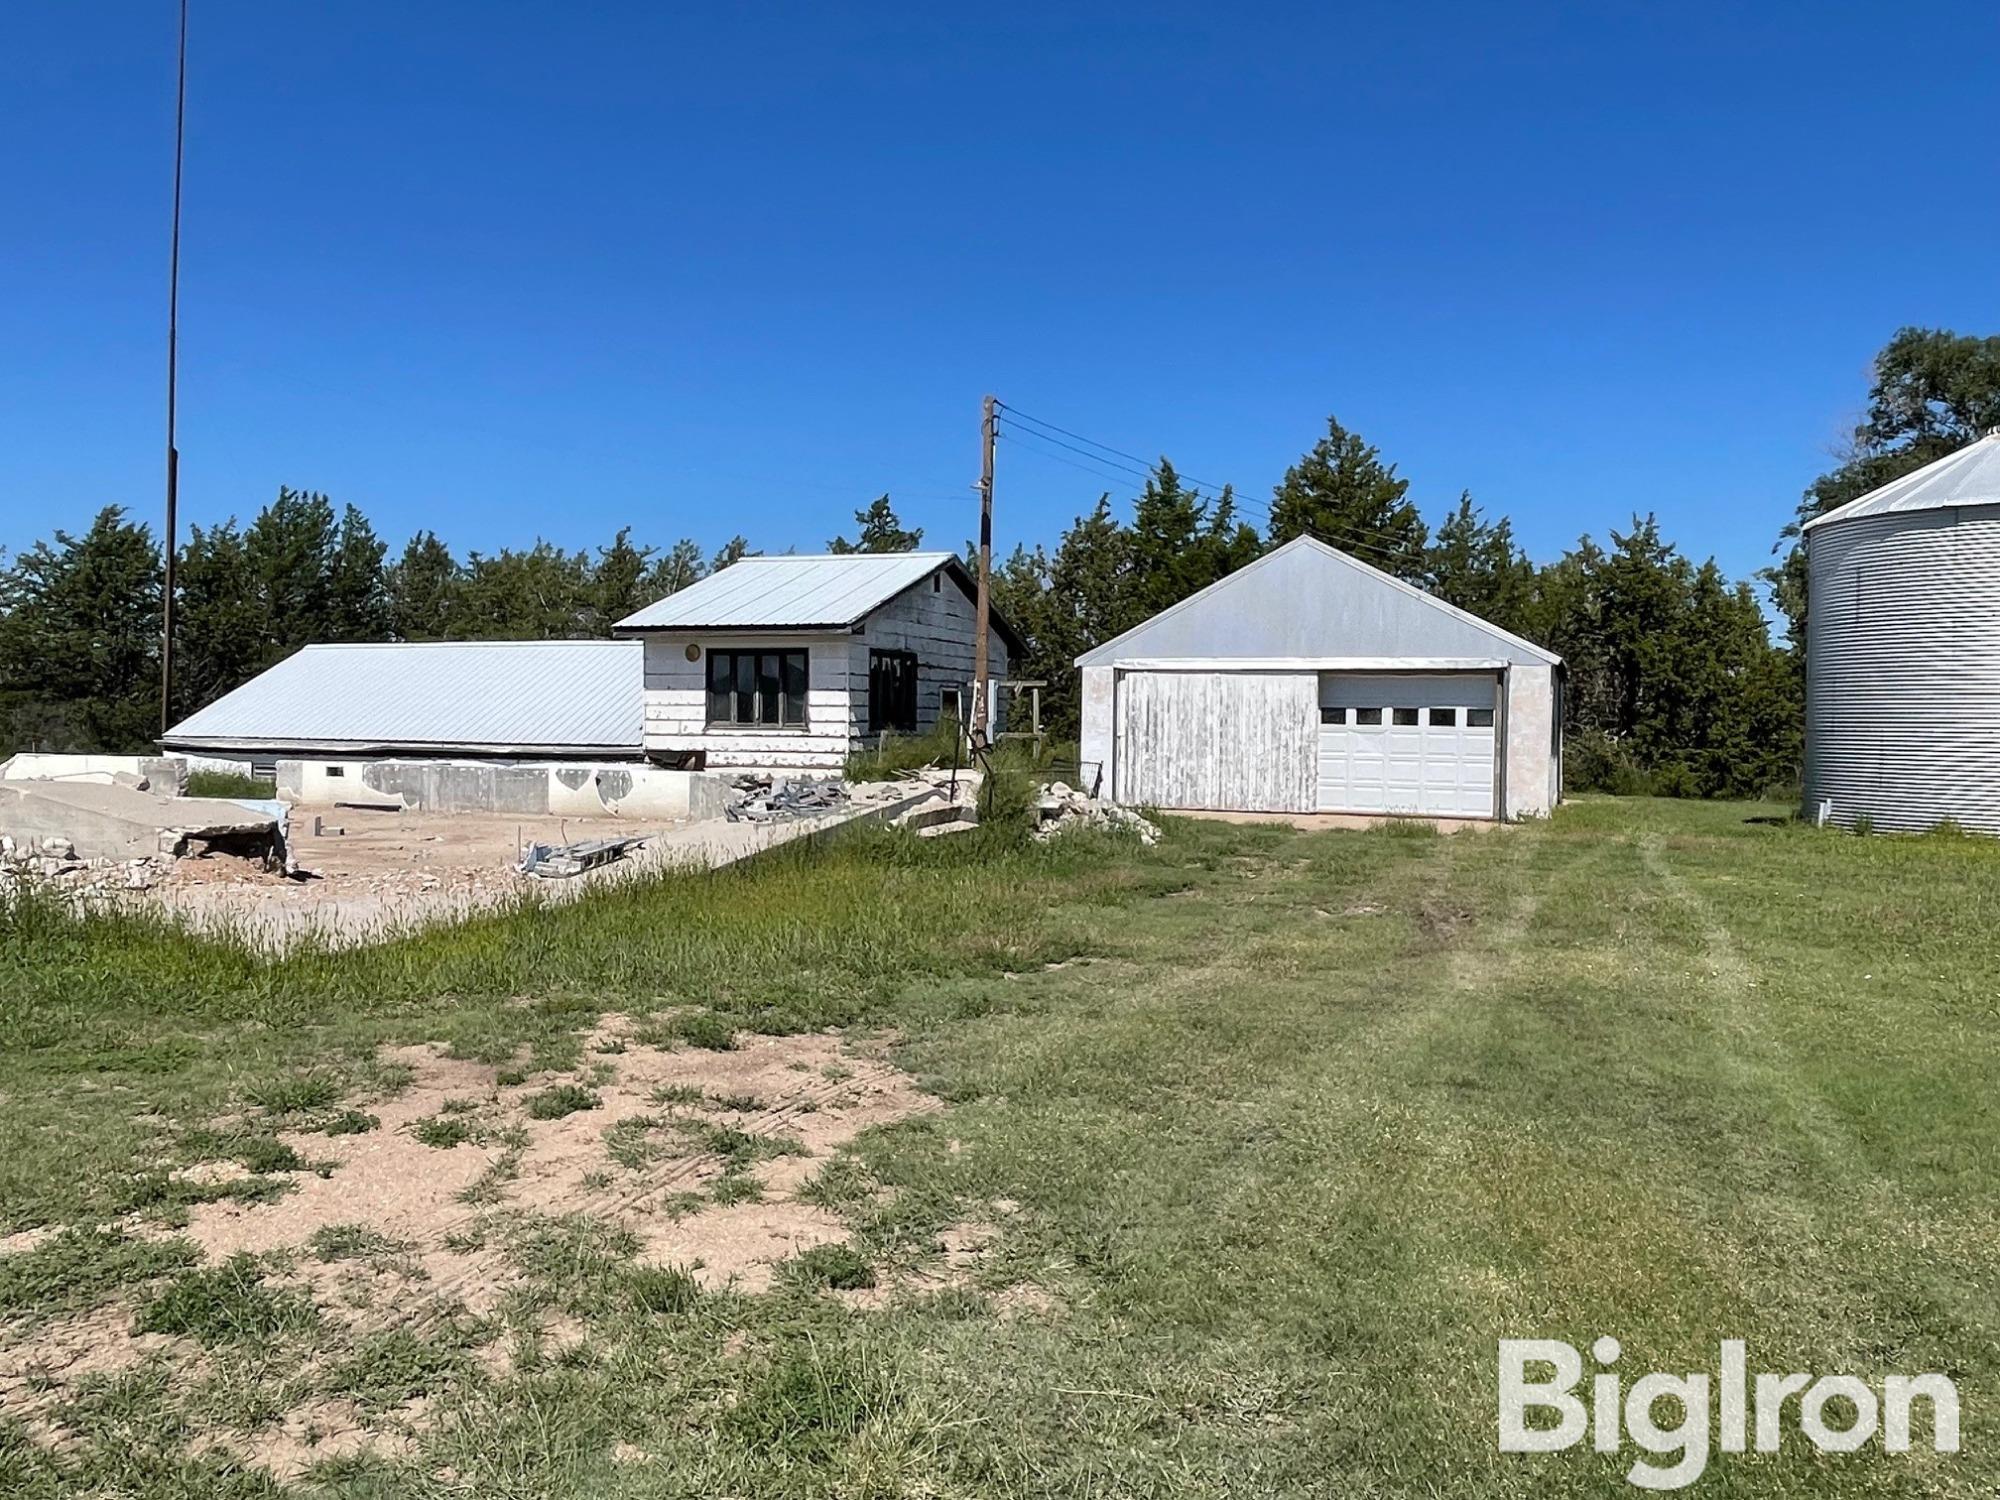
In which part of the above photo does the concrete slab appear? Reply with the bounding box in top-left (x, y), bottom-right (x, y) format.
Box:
top-left (0, 781), bottom-right (280, 860)
top-left (134, 781), bottom-right (938, 951)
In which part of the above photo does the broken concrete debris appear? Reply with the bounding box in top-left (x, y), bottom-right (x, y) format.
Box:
top-left (0, 837), bottom-right (173, 896)
top-left (515, 834), bottom-right (648, 879)
top-left (1033, 782), bottom-right (1163, 845)
top-left (724, 774), bottom-right (850, 823)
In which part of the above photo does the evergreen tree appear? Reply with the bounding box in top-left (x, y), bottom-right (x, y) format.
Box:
top-left (587, 527), bottom-right (656, 635)
top-left (0, 508), bottom-right (162, 751)
top-left (1268, 416), bottom-right (1428, 580)
top-left (242, 487), bottom-right (342, 662)
top-left (385, 531), bottom-right (460, 641)
top-left (326, 504), bottom-right (390, 641)
top-left (1427, 492), bottom-right (1534, 635)
top-left (828, 496), bottom-right (922, 553)
top-left (711, 535), bottom-right (753, 572)
top-left (644, 539), bottom-right (707, 599)
top-left (455, 543), bottom-right (592, 639)
top-left (172, 520), bottom-right (261, 719)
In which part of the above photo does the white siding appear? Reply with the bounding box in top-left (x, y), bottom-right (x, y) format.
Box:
top-left (635, 576), bottom-right (1012, 771)
top-left (1114, 670), bottom-right (1317, 812)
top-left (856, 577), bottom-right (1011, 742)
top-left (642, 633), bottom-right (858, 770)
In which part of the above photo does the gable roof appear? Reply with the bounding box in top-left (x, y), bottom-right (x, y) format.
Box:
top-left (161, 640), bottom-right (642, 754)
top-left (613, 551), bottom-right (1024, 651)
top-left (1801, 429), bottom-right (2000, 532)
top-left (1074, 535), bottom-right (1561, 668)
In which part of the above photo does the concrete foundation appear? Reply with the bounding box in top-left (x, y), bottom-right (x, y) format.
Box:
top-left (276, 759), bottom-right (730, 821)
top-left (0, 781), bottom-right (280, 860)
top-left (0, 753), bottom-right (188, 792)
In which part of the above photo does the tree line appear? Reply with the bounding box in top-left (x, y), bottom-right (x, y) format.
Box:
top-left (3, 326), bottom-right (1992, 797)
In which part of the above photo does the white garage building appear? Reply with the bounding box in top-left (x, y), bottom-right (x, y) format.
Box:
top-left (1076, 537), bottom-right (1562, 820)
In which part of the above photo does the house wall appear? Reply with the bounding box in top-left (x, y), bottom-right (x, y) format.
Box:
top-left (855, 577), bottom-right (1011, 741)
top-left (1502, 664), bottom-right (1558, 818)
top-left (637, 581), bottom-right (1012, 771)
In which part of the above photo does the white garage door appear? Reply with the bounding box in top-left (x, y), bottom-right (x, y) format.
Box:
top-left (1316, 673), bottom-right (1497, 817)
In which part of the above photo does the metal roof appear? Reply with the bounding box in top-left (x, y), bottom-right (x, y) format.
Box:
top-left (1802, 430), bottom-right (2000, 532)
top-left (161, 640), bottom-right (642, 754)
top-left (614, 551), bottom-right (963, 632)
top-left (1075, 536), bottom-right (1561, 668)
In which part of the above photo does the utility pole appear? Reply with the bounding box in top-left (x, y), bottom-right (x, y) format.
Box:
top-left (159, 0), bottom-right (188, 734)
top-left (972, 393), bottom-right (996, 740)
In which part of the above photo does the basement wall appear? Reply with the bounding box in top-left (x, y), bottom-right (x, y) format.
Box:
top-left (276, 760), bottom-right (730, 820)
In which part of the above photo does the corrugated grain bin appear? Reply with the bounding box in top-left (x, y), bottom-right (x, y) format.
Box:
top-left (1804, 430), bottom-right (2000, 832)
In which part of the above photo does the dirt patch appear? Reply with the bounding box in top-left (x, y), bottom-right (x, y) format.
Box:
top-left (2, 1021), bottom-right (939, 1475)
top-left (197, 1396), bottom-right (420, 1483)
top-left (0, 1225), bottom-right (60, 1258)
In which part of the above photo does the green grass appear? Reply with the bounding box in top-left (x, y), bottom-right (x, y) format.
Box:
top-left (183, 769), bottom-right (277, 800)
top-left (783, 1242), bottom-right (876, 1292)
top-left (5, 802), bottom-right (2000, 1494)
top-left (523, 1084), bottom-right (601, 1121)
top-left (132, 1254), bottom-right (317, 1344)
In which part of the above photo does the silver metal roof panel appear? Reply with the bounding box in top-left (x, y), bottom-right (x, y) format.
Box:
top-left (613, 552), bottom-right (957, 632)
top-left (161, 640), bottom-right (642, 753)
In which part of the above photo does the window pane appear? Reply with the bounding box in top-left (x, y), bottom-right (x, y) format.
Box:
top-left (735, 654), bottom-right (755, 724)
top-left (1355, 707), bottom-right (1383, 726)
top-left (1393, 707), bottom-right (1419, 725)
top-left (1319, 706), bottom-right (1346, 725)
top-left (1468, 708), bottom-right (1494, 728)
top-left (782, 653), bottom-right (807, 725)
top-left (707, 653), bottom-right (732, 723)
top-left (757, 654), bottom-right (781, 724)
top-left (1430, 708), bottom-right (1456, 726)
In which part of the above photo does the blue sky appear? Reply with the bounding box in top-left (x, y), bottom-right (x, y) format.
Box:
top-left (3, 2), bottom-right (1995, 594)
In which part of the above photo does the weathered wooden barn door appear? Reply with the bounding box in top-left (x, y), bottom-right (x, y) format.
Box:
top-left (1114, 670), bottom-right (1316, 811)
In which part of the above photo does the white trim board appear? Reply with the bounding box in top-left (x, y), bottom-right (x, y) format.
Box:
top-left (1111, 657), bottom-right (1510, 673)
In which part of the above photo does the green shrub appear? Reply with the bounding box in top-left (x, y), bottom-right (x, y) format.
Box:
top-left (184, 770), bottom-right (277, 800)
top-left (844, 720), bottom-right (965, 782)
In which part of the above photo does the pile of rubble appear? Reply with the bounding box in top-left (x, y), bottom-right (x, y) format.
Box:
top-left (0, 834), bottom-right (171, 896)
top-left (1033, 783), bottom-right (1163, 845)
top-left (724, 773), bottom-right (851, 823)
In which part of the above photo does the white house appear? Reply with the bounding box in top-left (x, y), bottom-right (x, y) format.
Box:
top-left (613, 551), bottom-right (1019, 770)
top-left (1076, 536), bottom-right (1562, 820)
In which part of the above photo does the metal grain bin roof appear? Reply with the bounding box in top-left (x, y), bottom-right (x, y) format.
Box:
top-left (161, 640), bottom-right (642, 755)
top-left (1802, 429), bottom-right (2000, 532)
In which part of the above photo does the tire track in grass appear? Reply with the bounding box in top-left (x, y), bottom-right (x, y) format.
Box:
top-left (1637, 832), bottom-right (2000, 1404)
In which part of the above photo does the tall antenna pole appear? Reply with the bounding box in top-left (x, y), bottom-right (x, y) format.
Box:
top-left (159, 0), bottom-right (187, 734)
top-left (972, 394), bottom-right (996, 740)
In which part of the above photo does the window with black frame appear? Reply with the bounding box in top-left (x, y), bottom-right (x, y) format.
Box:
top-left (868, 649), bottom-right (919, 733)
top-left (705, 649), bottom-right (808, 727)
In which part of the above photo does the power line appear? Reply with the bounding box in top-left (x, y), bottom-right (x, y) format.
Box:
top-left (999, 402), bottom-right (1261, 516)
top-left (997, 429), bottom-right (1151, 489)
top-left (1000, 407), bottom-right (1447, 562)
